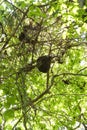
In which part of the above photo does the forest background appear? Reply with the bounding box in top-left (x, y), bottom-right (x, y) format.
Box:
top-left (0, 0), bottom-right (87, 130)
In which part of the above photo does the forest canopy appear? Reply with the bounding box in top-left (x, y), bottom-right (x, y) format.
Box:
top-left (0, 0), bottom-right (87, 130)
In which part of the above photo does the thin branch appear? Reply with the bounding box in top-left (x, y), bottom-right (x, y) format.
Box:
top-left (77, 66), bottom-right (87, 73)
top-left (5, 0), bottom-right (25, 14)
top-left (53, 72), bottom-right (87, 78)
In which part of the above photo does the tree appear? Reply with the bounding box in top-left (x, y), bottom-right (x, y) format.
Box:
top-left (0, 0), bottom-right (87, 129)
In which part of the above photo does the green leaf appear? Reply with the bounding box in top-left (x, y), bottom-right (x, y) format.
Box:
top-left (4, 109), bottom-right (14, 120)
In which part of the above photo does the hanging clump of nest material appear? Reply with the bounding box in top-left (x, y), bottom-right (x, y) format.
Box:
top-left (37, 55), bottom-right (51, 73)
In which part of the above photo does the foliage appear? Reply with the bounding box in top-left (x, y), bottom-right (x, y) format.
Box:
top-left (0, 0), bottom-right (87, 129)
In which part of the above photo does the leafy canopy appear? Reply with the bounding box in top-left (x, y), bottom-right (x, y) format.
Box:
top-left (0, 0), bottom-right (87, 129)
